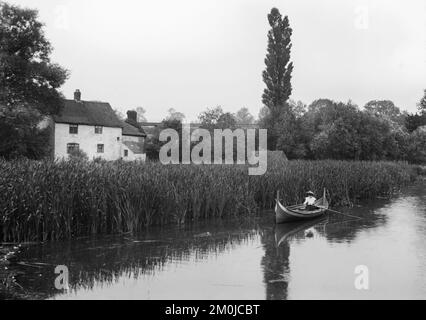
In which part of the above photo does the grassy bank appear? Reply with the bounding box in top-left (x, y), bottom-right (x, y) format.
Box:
top-left (0, 159), bottom-right (417, 242)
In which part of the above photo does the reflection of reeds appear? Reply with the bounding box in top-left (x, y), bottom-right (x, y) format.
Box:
top-left (5, 221), bottom-right (260, 299)
top-left (0, 159), bottom-right (417, 242)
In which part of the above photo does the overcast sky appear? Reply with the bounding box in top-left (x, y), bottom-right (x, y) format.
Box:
top-left (8, 0), bottom-right (426, 121)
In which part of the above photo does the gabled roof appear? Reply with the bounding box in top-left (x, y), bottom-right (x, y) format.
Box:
top-left (53, 100), bottom-right (123, 128)
top-left (123, 141), bottom-right (144, 154)
top-left (122, 121), bottom-right (147, 137)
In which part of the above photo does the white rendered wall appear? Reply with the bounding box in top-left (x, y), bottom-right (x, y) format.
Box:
top-left (54, 123), bottom-right (122, 161)
top-left (122, 135), bottom-right (146, 162)
top-left (122, 145), bottom-right (147, 162)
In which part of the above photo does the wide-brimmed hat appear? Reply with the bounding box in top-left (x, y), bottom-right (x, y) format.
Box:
top-left (306, 191), bottom-right (315, 196)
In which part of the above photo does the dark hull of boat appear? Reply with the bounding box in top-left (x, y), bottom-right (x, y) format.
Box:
top-left (275, 217), bottom-right (326, 246)
top-left (275, 190), bottom-right (329, 224)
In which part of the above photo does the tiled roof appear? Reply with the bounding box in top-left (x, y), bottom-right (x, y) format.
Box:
top-left (53, 100), bottom-right (123, 128)
top-left (122, 121), bottom-right (146, 137)
top-left (123, 141), bottom-right (144, 154)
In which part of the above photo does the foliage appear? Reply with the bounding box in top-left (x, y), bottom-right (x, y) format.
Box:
top-left (68, 148), bottom-right (89, 161)
top-left (364, 100), bottom-right (403, 123)
top-left (166, 108), bottom-right (185, 122)
top-left (406, 127), bottom-right (426, 164)
top-left (0, 159), bottom-right (417, 242)
top-left (135, 107), bottom-right (148, 122)
top-left (283, 99), bottom-right (424, 163)
top-left (262, 8), bottom-right (293, 115)
top-left (235, 107), bottom-right (255, 125)
top-left (113, 109), bottom-right (125, 121)
top-left (0, 106), bottom-right (52, 159)
top-left (198, 106), bottom-right (237, 131)
top-left (261, 8), bottom-right (294, 150)
top-left (145, 118), bottom-right (184, 161)
top-left (405, 113), bottom-right (426, 133)
top-left (418, 89), bottom-right (426, 115)
top-left (0, 2), bottom-right (68, 159)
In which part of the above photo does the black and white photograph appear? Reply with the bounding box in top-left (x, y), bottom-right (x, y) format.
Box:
top-left (1, 0), bottom-right (426, 305)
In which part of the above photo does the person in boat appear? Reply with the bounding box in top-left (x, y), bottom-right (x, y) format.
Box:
top-left (304, 191), bottom-right (318, 211)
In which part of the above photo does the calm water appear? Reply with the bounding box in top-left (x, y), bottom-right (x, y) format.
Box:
top-left (5, 181), bottom-right (426, 300)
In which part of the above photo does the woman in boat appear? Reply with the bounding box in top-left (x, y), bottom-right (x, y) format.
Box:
top-left (304, 191), bottom-right (317, 211)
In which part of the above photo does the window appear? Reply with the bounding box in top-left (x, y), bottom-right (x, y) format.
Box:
top-left (95, 126), bottom-right (103, 134)
top-left (97, 144), bottom-right (104, 153)
top-left (67, 143), bottom-right (79, 154)
top-left (69, 125), bottom-right (78, 134)
top-left (124, 150), bottom-right (129, 157)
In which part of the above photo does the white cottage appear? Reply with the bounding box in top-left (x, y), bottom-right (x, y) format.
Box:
top-left (52, 90), bottom-right (146, 161)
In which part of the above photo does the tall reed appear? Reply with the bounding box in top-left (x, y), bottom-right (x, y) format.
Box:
top-left (0, 159), bottom-right (417, 242)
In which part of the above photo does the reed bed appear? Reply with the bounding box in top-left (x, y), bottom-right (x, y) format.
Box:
top-left (0, 159), bottom-right (417, 242)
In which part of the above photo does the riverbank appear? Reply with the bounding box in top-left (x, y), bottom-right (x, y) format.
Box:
top-left (0, 159), bottom-right (418, 242)
top-left (0, 243), bottom-right (49, 299)
top-left (0, 244), bottom-right (22, 299)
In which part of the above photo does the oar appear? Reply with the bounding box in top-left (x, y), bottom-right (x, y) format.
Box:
top-left (317, 206), bottom-right (362, 220)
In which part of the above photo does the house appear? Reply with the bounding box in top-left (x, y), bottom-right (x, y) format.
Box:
top-left (122, 111), bottom-right (147, 161)
top-left (52, 90), bottom-right (146, 161)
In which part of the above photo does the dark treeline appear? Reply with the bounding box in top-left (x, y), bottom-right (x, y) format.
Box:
top-left (145, 97), bottom-right (426, 164)
top-left (259, 97), bottom-right (426, 164)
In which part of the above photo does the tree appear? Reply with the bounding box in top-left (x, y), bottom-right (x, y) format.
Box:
top-left (114, 109), bottom-right (125, 121)
top-left (198, 106), bottom-right (237, 131)
top-left (364, 100), bottom-right (400, 118)
top-left (145, 118), bottom-right (184, 161)
top-left (300, 99), bottom-right (412, 161)
top-left (262, 8), bottom-right (294, 150)
top-left (0, 105), bottom-right (52, 159)
top-left (135, 107), bottom-right (147, 122)
top-left (262, 8), bottom-right (294, 115)
top-left (235, 107), bottom-right (255, 125)
top-left (216, 112), bottom-right (237, 130)
top-left (289, 100), bottom-right (307, 118)
top-left (0, 2), bottom-right (68, 159)
top-left (166, 108), bottom-right (185, 122)
top-left (405, 113), bottom-right (426, 133)
top-left (198, 106), bottom-right (223, 127)
top-left (257, 106), bottom-right (270, 125)
top-left (407, 127), bottom-right (426, 164)
top-left (418, 89), bottom-right (426, 115)
top-left (364, 100), bottom-right (405, 125)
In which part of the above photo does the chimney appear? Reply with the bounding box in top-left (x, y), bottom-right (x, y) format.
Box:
top-left (127, 110), bottom-right (138, 123)
top-left (74, 89), bottom-right (81, 101)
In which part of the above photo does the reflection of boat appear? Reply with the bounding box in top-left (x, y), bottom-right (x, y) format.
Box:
top-left (275, 218), bottom-right (326, 247)
top-left (275, 189), bottom-right (329, 224)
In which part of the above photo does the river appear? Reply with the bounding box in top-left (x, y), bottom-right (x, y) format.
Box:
top-left (3, 181), bottom-right (426, 300)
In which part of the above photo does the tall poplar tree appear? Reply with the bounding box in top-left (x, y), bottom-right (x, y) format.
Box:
top-left (261, 8), bottom-right (294, 151)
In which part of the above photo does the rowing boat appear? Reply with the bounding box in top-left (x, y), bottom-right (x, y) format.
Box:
top-left (275, 189), bottom-right (329, 224)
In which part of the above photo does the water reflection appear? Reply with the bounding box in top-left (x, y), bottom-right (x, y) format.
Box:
top-left (2, 181), bottom-right (426, 300)
top-left (6, 219), bottom-right (263, 299)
